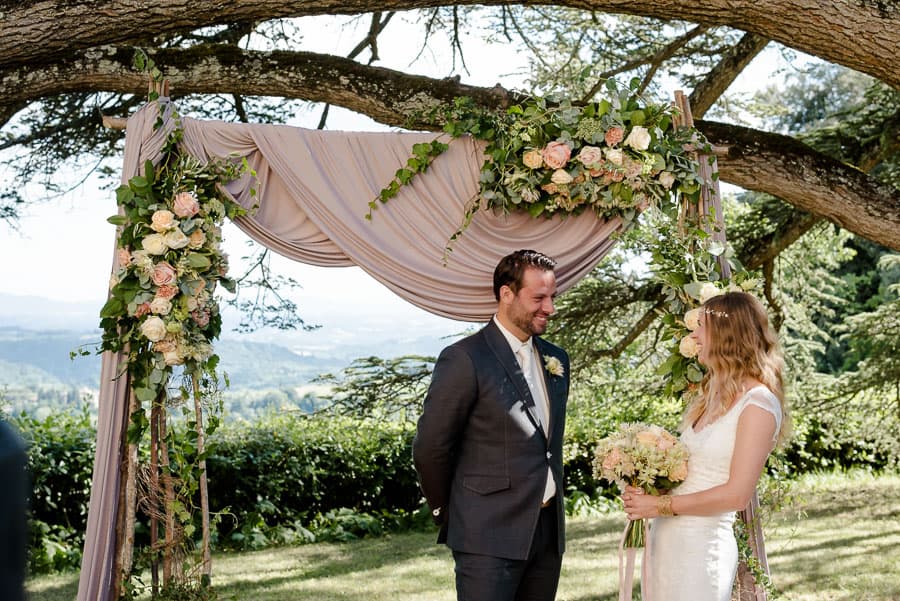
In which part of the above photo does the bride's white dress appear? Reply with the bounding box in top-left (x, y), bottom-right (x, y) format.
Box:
top-left (644, 385), bottom-right (782, 601)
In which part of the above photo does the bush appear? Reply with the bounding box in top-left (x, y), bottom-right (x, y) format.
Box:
top-left (13, 406), bottom-right (96, 573)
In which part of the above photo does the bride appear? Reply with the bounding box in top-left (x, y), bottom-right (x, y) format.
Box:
top-left (622, 291), bottom-right (789, 601)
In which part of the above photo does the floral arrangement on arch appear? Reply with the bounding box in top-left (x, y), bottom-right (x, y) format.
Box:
top-left (375, 78), bottom-right (703, 230)
top-left (100, 145), bottom-right (252, 405)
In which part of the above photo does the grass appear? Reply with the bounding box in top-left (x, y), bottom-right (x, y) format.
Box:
top-left (27, 470), bottom-right (900, 601)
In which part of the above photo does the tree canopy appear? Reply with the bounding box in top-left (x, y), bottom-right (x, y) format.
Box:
top-left (1, 0), bottom-right (898, 250)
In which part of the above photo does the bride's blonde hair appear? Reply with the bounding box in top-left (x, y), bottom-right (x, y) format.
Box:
top-left (682, 291), bottom-right (791, 445)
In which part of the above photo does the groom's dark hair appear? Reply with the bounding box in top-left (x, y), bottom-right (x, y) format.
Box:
top-left (493, 249), bottom-right (557, 300)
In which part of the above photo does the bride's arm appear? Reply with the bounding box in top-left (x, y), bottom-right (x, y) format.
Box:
top-left (623, 406), bottom-right (777, 519)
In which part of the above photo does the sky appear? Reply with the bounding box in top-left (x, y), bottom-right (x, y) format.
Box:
top-left (0, 14), bottom-right (796, 341)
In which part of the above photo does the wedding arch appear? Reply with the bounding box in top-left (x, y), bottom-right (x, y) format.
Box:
top-left (76, 86), bottom-right (769, 601)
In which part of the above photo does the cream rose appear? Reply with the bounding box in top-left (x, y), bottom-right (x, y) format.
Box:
top-left (163, 349), bottom-right (184, 366)
top-left (699, 282), bottom-right (724, 304)
top-left (550, 169), bottom-right (573, 185)
top-left (150, 210), bottom-right (177, 233)
top-left (658, 171), bottom-right (676, 189)
top-left (636, 431), bottom-right (659, 447)
top-left (142, 234), bottom-right (168, 255)
top-left (684, 307), bottom-right (702, 331)
top-left (679, 335), bottom-right (699, 358)
top-left (605, 148), bottom-right (624, 166)
top-left (576, 145), bottom-right (604, 167)
top-left (541, 141), bottom-right (571, 169)
top-left (151, 261), bottom-right (177, 287)
top-left (140, 316), bottom-right (167, 342)
top-left (163, 228), bottom-right (190, 250)
top-left (149, 297), bottom-right (172, 316)
top-left (624, 126), bottom-right (651, 151)
top-left (172, 192), bottom-right (200, 218)
top-left (522, 149), bottom-right (544, 169)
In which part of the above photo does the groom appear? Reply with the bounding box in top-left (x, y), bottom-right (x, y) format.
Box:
top-left (413, 249), bottom-right (570, 601)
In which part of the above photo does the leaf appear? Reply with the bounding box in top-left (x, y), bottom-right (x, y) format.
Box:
top-left (107, 215), bottom-right (128, 226)
top-left (187, 253), bottom-right (212, 269)
top-left (99, 297), bottom-right (125, 318)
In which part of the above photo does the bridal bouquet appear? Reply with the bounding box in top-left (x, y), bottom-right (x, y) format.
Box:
top-left (593, 422), bottom-right (689, 547)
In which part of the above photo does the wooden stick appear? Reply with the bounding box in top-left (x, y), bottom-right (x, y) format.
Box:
top-left (192, 374), bottom-right (212, 580)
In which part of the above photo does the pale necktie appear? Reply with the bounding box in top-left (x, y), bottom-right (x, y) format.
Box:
top-left (516, 341), bottom-right (556, 504)
top-left (517, 342), bottom-right (549, 434)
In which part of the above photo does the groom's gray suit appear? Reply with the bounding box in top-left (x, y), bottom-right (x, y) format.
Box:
top-left (413, 319), bottom-right (569, 598)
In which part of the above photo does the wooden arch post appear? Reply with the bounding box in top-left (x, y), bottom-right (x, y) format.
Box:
top-left (674, 90), bottom-right (770, 601)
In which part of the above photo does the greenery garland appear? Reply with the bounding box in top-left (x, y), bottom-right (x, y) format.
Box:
top-left (99, 101), bottom-right (254, 596)
top-left (373, 79), bottom-right (702, 229)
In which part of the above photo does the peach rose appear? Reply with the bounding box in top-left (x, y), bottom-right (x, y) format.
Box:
top-left (522, 149), bottom-right (544, 169)
top-left (679, 335), bottom-right (699, 358)
top-left (151, 261), bottom-right (177, 287)
top-left (117, 248), bottom-right (132, 268)
top-left (576, 145), bottom-right (604, 167)
top-left (156, 284), bottom-right (178, 300)
top-left (541, 183), bottom-right (559, 195)
top-left (153, 337), bottom-right (177, 353)
top-left (139, 316), bottom-right (167, 342)
top-left (541, 141), bottom-right (571, 169)
top-left (670, 460), bottom-right (689, 481)
top-left (150, 210), bottom-right (177, 233)
top-left (163, 348), bottom-right (184, 366)
top-left (602, 446), bottom-right (622, 471)
top-left (684, 308), bottom-right (702, 331)
top-left (172, 192), bottom-right (200, 218)
top-left (188, 229), bottom-right (206, 250)
top-left (133, 302), bottom-right (152, 318)
top-left (636, 431), bottom-right (659, 447)
top-left (605, 127), bottom-right (624, 146)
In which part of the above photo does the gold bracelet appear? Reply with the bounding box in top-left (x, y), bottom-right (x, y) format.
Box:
top-left (657, 495), bottom-right (675, 517)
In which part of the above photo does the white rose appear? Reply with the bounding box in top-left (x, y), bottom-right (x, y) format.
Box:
top-left (576, 145), bottom-right (604, 167)
top-left (658, 171), bottom-right (676, 189)
top-left (139, 316), bottom-right (167, 342)
top-left (163, 228), bottom-right (190, 250)
top-left (150, 210), bottom-right (177, 233)
top-left (679, 335), bottom-right (699, 358)
top-left (624, 126), bottom-right (651, 151)
top-left (684, 308), bottom-right (702, 331)
top-left (131, 250), bottom-right (154, 273)
top-left (550, 169), bottom-right (573, 185)
top-left (699, 282), bottom-right (724, 304)
top-left (605, 148), bottom-right (624, 166)
top-left (149, 297), bottom-right (172, 316)
top-left (142, 233), bottom-right (168, 255)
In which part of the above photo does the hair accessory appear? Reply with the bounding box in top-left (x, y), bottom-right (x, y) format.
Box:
top-left (703, 308), bottom-right (728, 318)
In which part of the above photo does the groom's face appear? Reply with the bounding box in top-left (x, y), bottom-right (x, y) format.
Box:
top-left (503, 266), bottom-right (557, 340)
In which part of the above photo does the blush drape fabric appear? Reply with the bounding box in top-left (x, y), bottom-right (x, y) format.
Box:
top-left (77, 99), bottom-right (624, 600)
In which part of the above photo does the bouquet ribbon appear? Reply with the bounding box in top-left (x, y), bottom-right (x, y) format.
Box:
top-left (617, 518), bottom-right (653, 601)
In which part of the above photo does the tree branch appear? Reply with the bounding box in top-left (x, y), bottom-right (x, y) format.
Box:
top-left (689, 32), bottom-right (770, 118)
top-left (3, 0), bottom-right (898, 87)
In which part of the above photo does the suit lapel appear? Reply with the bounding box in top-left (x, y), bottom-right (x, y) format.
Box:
top-left (534, 337), bottom-right (565, 435)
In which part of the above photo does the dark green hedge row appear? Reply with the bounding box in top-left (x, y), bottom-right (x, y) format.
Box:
top-left (13, 406), bottom-right (893, 574)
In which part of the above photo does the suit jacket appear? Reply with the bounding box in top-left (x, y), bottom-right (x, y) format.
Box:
top-left (0, 420), bottom-right (27, 601)
top-left (412, 320), bottom-right (569, 560)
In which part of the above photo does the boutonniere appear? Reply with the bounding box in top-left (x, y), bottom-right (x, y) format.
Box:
top-left (543, 355), bottom-right (565, 378)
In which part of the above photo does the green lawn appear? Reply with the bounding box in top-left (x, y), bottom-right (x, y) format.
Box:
top-left (27, 471), bottom-right (900, 601)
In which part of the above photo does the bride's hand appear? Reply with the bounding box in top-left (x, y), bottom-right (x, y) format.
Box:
top-left (622, 486), bottom-right (657, 520)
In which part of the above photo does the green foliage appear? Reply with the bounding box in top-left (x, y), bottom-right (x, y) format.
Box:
top-left (205, 413), bottom-right (422, 550)
top-left (312, 355), bottom-right (435, 422)
top-left (13, 407), bottom-right (95, 573)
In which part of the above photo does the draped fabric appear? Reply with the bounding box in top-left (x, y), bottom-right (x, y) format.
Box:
top-left (77, 100), bottom-right (625, 600)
